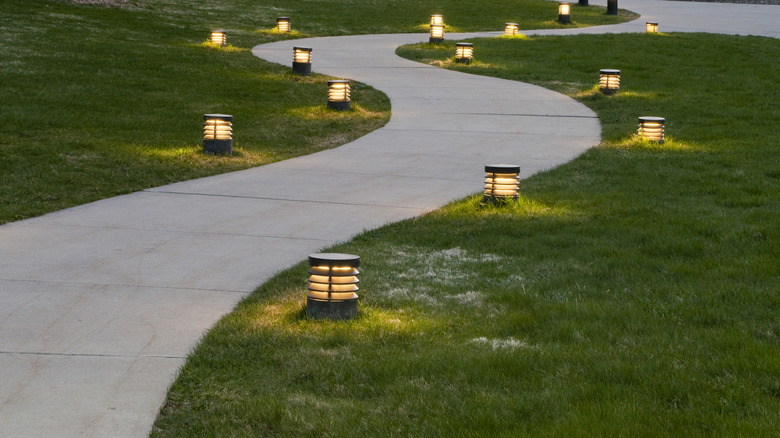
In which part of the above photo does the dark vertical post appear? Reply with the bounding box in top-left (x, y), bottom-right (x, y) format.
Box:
top-left (607, 0), bottom-right (618, 15)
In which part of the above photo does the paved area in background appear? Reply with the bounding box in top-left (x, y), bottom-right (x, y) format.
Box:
top-left (0, 0), bottom-right (777, 436)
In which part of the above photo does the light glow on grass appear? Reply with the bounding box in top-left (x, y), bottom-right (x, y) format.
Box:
top-left (132, 145), bottom-right (273, 164)
top-left (288, 105), bottom-right (384, 120)
top-left (196, 41), bottom-right (248, 52)
top-left (496, 33), bottom-right (529, 40)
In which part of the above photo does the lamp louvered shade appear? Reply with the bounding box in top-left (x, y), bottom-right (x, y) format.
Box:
top-left (307, 253), bottom-right (360, 320)
top-left (203, 114), bottom-right (233, 155)
top-left (638, 116), bottom-right (665, 143)
top-left (483, 164), bottom-right (520, 203)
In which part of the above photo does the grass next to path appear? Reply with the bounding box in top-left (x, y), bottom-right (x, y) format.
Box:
top-left (0, 0), bottom-right (629, 225)
top-left (153, 33), bottom-right (780, 436)
top-left (0, 0), bottom-right (390, 224)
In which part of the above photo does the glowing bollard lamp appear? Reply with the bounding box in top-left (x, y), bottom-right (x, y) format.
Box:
top-left (276, 17), bottom-right (291, 32)
top-left (307, 253), bottom-right (360, 320)
top-left (599, 69), bottom-right (621, 95)
top-left (558, 3), bottom-right (571, 24)
top-left (430, 24), bottom-right (445, 43)
top-left (646, 22), bottom-right (658, 33)
top-left (210, 29), bottom-right (226, 46)
top-left (327, 80), bottom-right (350, 110)
top-left (638, 116), bottom-right (665, 143)
top-left (431, 14), bottom-right (444, 26)
top-left (203, 114), bottom-right (233, 155)
top-left (483, 164), bottom-right (521, 204)
top-left (455, 43), bottom-right (474, 64)
top-left (292, 47), bottom-right (312, 75)
top-left (505, 23), bottom-right (519, 36)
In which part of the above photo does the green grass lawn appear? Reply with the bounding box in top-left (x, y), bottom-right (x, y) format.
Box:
top-left (0, 0), bottom-right (390, 223)
top-left (152, 33), bottom-right (780, 436)
top-left (0, 0), bottom-right (628, 225)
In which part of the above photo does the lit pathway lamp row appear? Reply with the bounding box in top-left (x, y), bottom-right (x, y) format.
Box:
top-left (592, 68), bottom-right (665, 142)
top-left (594, 68), bottom-right (666, 143)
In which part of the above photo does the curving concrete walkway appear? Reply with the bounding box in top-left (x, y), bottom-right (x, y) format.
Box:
top-left (0, 0), bottom-right (777, 436)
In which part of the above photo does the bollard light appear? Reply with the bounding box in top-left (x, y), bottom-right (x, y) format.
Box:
top-left (203, 114), bottom-right (233, 155)
top-left (292, 47), bottom-right (312, 76)
top-left (483, 164), bottom-right (520, 204)
top-left (455, 43), bottom-right (474, 64)
top-left (559, 3), bottom-right (571, 23)
top-left (638, 116), bottom-right (665, 143)
top-left (431, 14), bottom-right (444, 26)
top-left (505, 23), bottom-right (519, 36)
top-left (579, 0), bottom-right (588, 5)
top-left (327, 80), bottom-right (350, 110)
top-left (646, 22), bottom-right (658, 33)
top-left (607, 0), bottom-right (618, 15)
top-left (307, 253), bottom-right (360, 320)
top-left (210, 30), bottom-right (226, 46)
top-left (430, 24), bottom-right (445, 43)
top-left (599, 69), bottom-right (621, 95)
top-left (276, 17), bottom-right (291, 32)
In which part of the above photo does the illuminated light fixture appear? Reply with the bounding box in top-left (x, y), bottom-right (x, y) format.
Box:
top-left (638, 116), bottom-right (665, 143)
top-left (483, 164), bottom-right (521, 204)
top-left (558, 3), bottom-right (571, 24)
top-left (307, 253), bottom-right (360, 320)
top-left (292, 46), bottom-right (312, 76)
top-left (646, 21), bottom-right (658, 33)
top-left (327, 80), bottom-right (350, 110)
top-left (203, 114), bottom-right (233, 155)
top-left (599, 69), bottom-right (621, 95)
top-left (276, 17), bottom-right (291, 32)
top-left (607, 0), bottom-right (618, 15)
top-left (430, 24), bottom-right (445, 43)
top-left (210, 29), bottom-right (226, 46)
top-left (431, 14), bottom-right (444, 26)
top-left (455, 43), bottom-right (474, 64)
top-left (505, 23), bottom-right (519, 36)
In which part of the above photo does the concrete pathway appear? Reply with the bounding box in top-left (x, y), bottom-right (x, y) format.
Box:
top-left (0, 1), bottom-right (777, 436)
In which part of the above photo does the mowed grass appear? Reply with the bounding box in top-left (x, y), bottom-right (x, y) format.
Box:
top-left (0, 0), bottom-right (629, 225)
top-left (0, 0), bottom-right (391, 224)
top-left (152, 33), bottom-right (780, 436)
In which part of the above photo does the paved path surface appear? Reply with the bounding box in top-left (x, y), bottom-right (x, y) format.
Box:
top-left (0, 0), bottom-right (777, 436)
